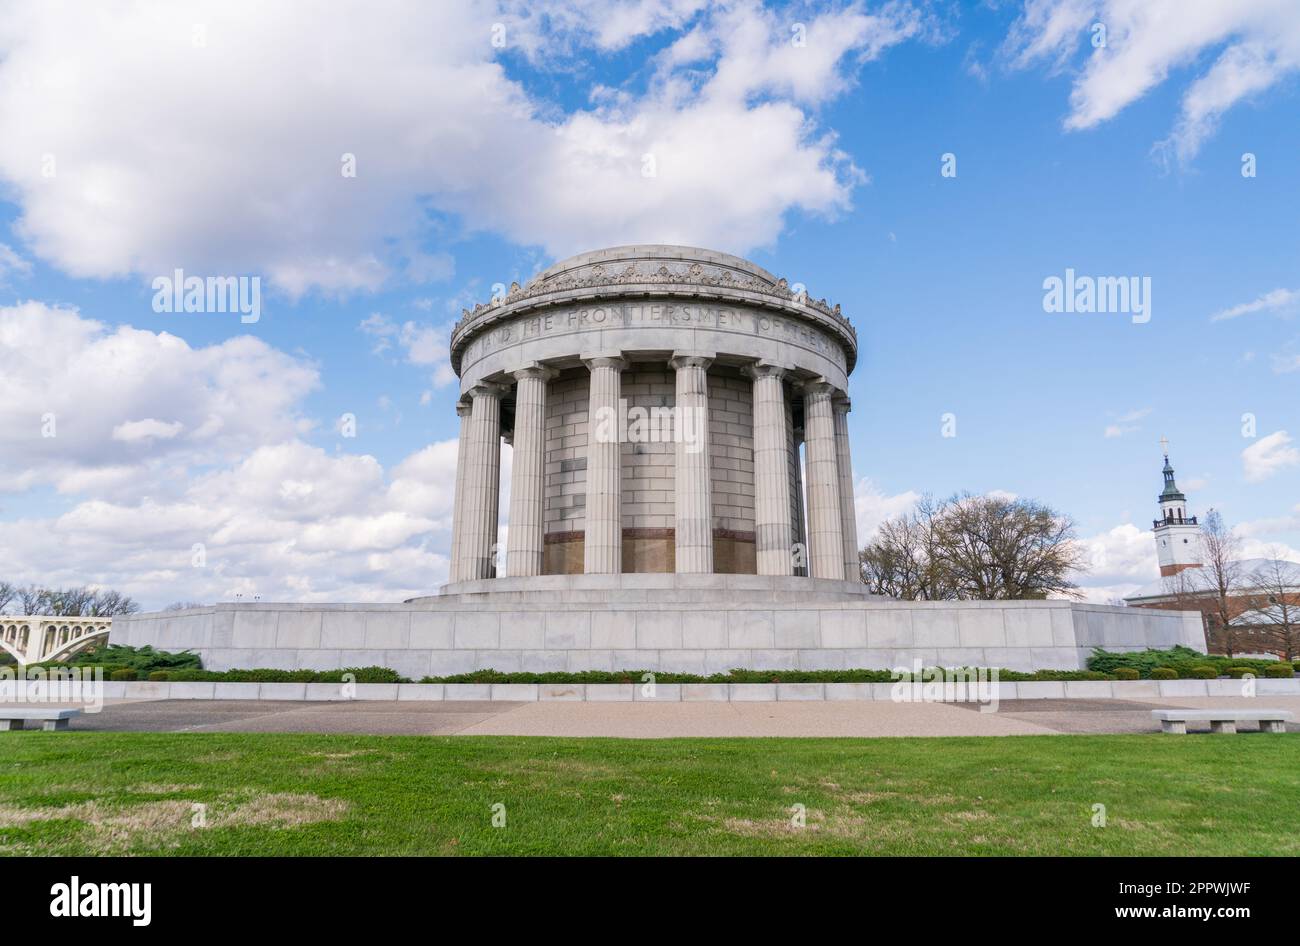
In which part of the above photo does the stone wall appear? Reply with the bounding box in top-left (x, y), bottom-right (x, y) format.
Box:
top-left (111, 577), bottom-right (1208, 678)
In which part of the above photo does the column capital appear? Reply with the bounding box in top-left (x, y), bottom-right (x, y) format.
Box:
top-left (669, 351), bottom-right (715, 371)
top-left (581, 353), bottom-right (627, 371)
top-left (832, 395), bottom-right (852, 413)
top-left (468, 381), bottom-right (510, 401)
top-left (743, 361), bottom-right (787, 381)
top-left (512, 363), bottom-right (558, 383)
top-left (455, 399), bottom-right (472, 418)
top-left (797, 378), bottom-right (840, 400)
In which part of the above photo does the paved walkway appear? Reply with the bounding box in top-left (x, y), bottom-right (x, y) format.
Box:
top-left (4, 695), bottom-right (1296, 738)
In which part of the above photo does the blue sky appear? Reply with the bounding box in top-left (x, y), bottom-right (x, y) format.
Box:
top-left (0, 0), bottom-right (1297, 608)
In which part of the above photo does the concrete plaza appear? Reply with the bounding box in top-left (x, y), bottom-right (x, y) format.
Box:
top-left (14, 695), bottom-right (1298, 738)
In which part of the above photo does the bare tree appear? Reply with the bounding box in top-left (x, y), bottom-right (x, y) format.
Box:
top-left (11, 584), bottom-right (138, 617)
top-left (1244, 553), bottom-right (1300, 661)
top-left (0, 581), bottom-right (15, 614)
top-left (18, 585), bottom-right (48, 615)
top-left (1199, 509), bottom-right (1251, 657)
top-left (860, 496), bottom-right (954, 599)
top-left (88, 589), bottom-right (140, 616)
top-left (860, 493), bottom-right (1086, 600)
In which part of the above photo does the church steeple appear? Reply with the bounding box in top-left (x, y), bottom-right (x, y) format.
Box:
top-left (1158, 437), bottom-right (1186, 504)
top-left (1152, 437), bottom-right (1202, 577)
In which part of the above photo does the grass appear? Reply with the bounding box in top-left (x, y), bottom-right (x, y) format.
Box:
top-left (1, 732), bottom-right (1297, 855)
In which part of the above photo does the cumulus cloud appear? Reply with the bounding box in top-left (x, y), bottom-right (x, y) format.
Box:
top-left (1004, 0), bottom-right (1300, 163)
top-left (1072, 521), bottom-right (1160, 603)
top-left (1242, 430), bottom-right (1300, 483)
top-left (0, 0), bottom-right (928, 295)
top-left (853, 477), bottom-right (921, 542)
top-left (0, 435), bottom-right (477, 607)
top-left (0, 302), bottom-right (319, 495)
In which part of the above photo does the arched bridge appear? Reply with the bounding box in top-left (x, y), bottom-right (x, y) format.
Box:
top-left (0, 617), bottom-right (113, 665)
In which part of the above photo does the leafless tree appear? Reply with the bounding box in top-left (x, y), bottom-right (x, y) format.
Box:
top-left (1199, 509), bottom-right (1251, 656)
top-left (860, 493), bottom-right (1086, 600)
top-left (0, 581), bottom-right (15, 614)
top-left (1244, 553), bottom-right (1300, 662)
top-left (9, 584), bottom-right (138, 617)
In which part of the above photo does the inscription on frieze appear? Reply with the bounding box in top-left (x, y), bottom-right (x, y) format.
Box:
top-left (461, 303), bottom-right (844, 366)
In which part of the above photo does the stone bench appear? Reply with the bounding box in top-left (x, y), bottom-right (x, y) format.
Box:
top-left (1151, 708), bottom-right (1292, 735)
top-left (0, 708), bottom-right (83, 731)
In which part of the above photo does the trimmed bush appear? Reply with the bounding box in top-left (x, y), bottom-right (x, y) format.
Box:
top-left (154, 666), bottom-right (407, 684)
top-left (1263, 665), bottom-right (1293, 679)
top-left (147, 670), bottom-right (170, 681)
top-left (1224, 666), bottom-right (1258, 679)
top-left (1150, 667), bottom-right (1178, 680)
top-left (109, 668), bottom-right (137, 681)
top-left (1188, 665), bottom-right (1217, 679)
top-left (1113, 667), bottom-right (1140, 680)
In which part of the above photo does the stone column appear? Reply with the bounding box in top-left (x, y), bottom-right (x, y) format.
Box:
top-left (791, 419), bottom-right (808, 577)
top-left (833, 396), bottom-right (860, 582)
top-left (583, 356), bottom-right (626, 574)
top-left (458, 382), bottom-right (505, 581)
top-left (670, 354), bottom-right (714, 573)
top-left (748, 364), bottom-right (793, 576)
top-left (447, 400), bottom-right (472, 582)
top-left (801, 381), bottom-right (846, 580)
top-left (505, 365), bottom-right (554, 577)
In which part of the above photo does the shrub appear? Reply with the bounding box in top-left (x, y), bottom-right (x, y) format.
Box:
top-left (1150, 667), bottom-right (1178, 680)
top-left (109, 668), bottom-right (137, 681)
top-left (1113, 667), bottom-right (1140, 680)
top-left (1224, 666), bottom-right (1257, 679)
top-left (1294, 661), bottom-right (1300, 673)
top-left (1188, 665), bottom-right (1217, 679)
top-left (147, 670), bottom-right (170, 681)
top-left (1264, 665), bottom-right (1293, 679)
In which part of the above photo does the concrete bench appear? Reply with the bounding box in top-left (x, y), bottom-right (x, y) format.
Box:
top-left (0, 708), bottom-right (83, 731)
top-left (1152, 708), bottom-right (1292, 735)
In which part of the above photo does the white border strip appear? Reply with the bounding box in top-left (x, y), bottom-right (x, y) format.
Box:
top-left (59, 678), bottom-right (1300, 703)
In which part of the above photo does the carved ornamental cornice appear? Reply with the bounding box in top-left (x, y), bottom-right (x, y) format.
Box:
top-left (449, 248), bottom-right (858, 375)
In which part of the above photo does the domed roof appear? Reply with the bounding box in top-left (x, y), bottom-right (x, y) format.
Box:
top-left (450, 244), bottom-right (857, 374)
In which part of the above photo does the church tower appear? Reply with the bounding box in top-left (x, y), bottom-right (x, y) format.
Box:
top-left (1152, 437), bottom-right (1202, 577)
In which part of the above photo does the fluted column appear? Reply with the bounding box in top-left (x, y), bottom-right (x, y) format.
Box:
top-left (802, 381), bottom-right (846, 580)
top-left (506, 365), bottom-right (554, 577)
top-left (792, 420), bottom-right (808, 576)
top-left (448, 400), bottom-right (472, 582)
top-left (748, 364), bottom-right (793, 575)
top-left (670, 354), bottom-right (713, 573)
top-left (833, 396), bottom-right (860, 582)
top-left (459, 382), bottom-right (505, 581)
top-left (583, 355), bottom-right (625, 574)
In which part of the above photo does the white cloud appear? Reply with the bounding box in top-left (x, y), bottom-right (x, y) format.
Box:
top-left (1077, 522), bottom-right (1158, 584)
top-left (1273, 352), bottom-right (1300, 374)
top-left (359, 313), bottom-right (458, 388)
top-left (111, 418), bottom-right (185, 444)
top-left (1103, 406), bottom-right (1150, 438)
top-left (853, 478), bottom-right (920, 542)
top-left (0, 302), bottom-right (318, 495)
top-left (1004, 0), bottom-right (1300, 163)
top-left (0, 0), bottom-right (928, 295)
top-left (0, 243), bottom-right (32, 284)
top-left (1210, 287), bottom-right (1299, 322)
top-left (1242, 430), bottom-right (1299, 482)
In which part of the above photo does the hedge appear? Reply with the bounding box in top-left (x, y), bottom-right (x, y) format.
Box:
top-left (1088, 646), bottom-right (1287, 679)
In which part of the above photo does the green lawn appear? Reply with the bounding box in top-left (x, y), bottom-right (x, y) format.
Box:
top-left (1, 732), bottom-right (1297, 855)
